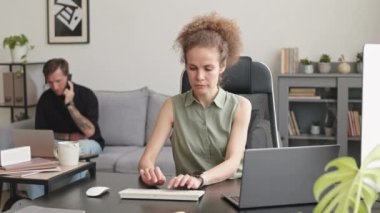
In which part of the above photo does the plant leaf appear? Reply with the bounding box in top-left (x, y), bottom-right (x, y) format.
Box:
top-left (313, 145), bottom-right (380, 213)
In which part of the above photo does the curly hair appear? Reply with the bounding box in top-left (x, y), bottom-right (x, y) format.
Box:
top-left (175, 12), bottom-right (242, 67)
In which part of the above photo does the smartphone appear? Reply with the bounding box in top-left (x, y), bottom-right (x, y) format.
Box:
top-left (66, 74), bottom-right (72, 89)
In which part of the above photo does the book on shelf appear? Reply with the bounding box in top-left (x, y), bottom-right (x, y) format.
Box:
top-left (288, 112), bottom-right (295, 136)
top-left (290, 110), bottom-right (300, 135)
top-left (347, 110), bottom-right (361, 137)
top-left (289, 96), bottom-right (321, 100)
top-left (281, 48), bottom-right (299, 74)
top-left (2, 72), bottom-right (14, 105)
top-left (353, 111), bottom-right (361, 136)
top-left (288, 110), bottom-right (300, 136)
top-left (289, 88), bottom-right (317, 97)
top-left (289, 88), bottom-right (316, 93)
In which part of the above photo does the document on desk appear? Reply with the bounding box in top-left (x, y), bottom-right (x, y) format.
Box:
top-left (119, 188), bottom-right (205, 201)
top-left (14, 205), bottom-right (85, 213)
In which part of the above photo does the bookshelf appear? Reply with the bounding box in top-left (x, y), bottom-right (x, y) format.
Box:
top-left (278, 74), bottom-right (362, 159)
top-left (0, 62), bottom-right (44, 122)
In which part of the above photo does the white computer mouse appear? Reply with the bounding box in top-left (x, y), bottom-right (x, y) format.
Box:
top-left (86, 186), bottom-right (110, 197)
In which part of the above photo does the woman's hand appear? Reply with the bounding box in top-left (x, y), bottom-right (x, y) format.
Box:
top-left (139, 167), bottom-right (166, 186)
top-left (167, 174), bottom-right (203, 189)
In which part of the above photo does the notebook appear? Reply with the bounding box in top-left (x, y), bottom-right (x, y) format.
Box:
top-left (119, 188), bottom-right (205, 201)
top-left (223, 144), bottom-right (339, 209)
top-left (14, 205), bottom-right (85, 213)
top-left (12, 129), bottom-right (55, 158)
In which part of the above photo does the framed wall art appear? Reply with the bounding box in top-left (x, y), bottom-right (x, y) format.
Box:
top-left (47, 0), bottom-right (90, 44)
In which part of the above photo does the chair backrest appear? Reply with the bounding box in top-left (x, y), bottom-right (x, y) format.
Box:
top-left (180, 56), bottom-right (280, 148)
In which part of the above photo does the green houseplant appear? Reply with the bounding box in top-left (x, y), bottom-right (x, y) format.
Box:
top-left (300, 58), bottom-right (313, 74)
top-left (356, 52), bottom-right (363, 73)
top-left (313, 145), bottom-right (380, 213)
top-left (3, 34), bottom-right (34, 63)
top-left (319, 54), bottom-right (332, 73)
top-left (320, 54), bottom-right (331, 63)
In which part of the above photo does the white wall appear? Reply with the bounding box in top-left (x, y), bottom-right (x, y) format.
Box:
top-left (1, 0), bottom-right (380, 124)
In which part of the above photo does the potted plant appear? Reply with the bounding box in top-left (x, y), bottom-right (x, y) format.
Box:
top-left (323, 109), bottom-right (335, 136)
top-left (318, 54), bottom-right (331, 74)
top-left (337, 54), bottom-right (351, 74)
top-left (313, 145), bottom-right (380, 212)
top-left (300, 58), bottom-right (314, 74)
top-left (3, 34), bottom-right (34, 63)
top-left (310, 121), bottom-right (320, 135)
top-left (356, 52), bottom-right (363, 73)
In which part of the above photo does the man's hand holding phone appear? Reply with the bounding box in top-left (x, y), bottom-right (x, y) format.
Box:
top-left (64, 81), bottom-right (75, 105)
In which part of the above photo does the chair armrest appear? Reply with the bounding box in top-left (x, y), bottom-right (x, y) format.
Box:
top-left (12, 118), bottom-right (35, 129)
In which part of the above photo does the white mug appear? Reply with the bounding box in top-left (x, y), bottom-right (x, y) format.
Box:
top-left (54, 141), bottom-right (80, 166)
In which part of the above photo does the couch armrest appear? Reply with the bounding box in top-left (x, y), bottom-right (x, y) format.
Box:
top-left (12, 118), bottom-right (35, 129)
top-left (0, 124), bottom-right (13, 150)
top-left (0, 119), bottom-right (35, 151)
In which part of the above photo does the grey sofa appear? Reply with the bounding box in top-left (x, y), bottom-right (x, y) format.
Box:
top-left (93, 87), bottom-right (174, 174)
top-left (0, 87), bottom-right (176, 175)
top-left (1, 59), bottom-right (278, 177)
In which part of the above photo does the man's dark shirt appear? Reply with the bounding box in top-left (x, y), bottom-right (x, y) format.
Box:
top-left (35, 83), bottom-right (105, 149)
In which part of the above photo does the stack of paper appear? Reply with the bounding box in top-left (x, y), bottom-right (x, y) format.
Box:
top-left (0, 157), bottom-right (59, 177)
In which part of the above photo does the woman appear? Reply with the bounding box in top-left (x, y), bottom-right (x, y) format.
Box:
top-left (138, 13), bottom-right (251, 189)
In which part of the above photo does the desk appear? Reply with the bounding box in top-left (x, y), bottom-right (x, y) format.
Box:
top-left (10, 172), bottom-right (324, 213)
top-left (0, 161), bottom-right (96, 211)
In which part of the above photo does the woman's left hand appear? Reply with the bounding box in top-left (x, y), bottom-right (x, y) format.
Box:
top-left (167, 174), bottom-right (203, 189)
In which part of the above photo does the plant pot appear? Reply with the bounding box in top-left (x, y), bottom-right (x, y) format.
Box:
top-left (303, 64), bottom-right (314, 74)
top-left (324, 127), bottom-right (334, 136)
top-left (310, 125), bottom-right (320, 135)
top-left (337, 62), bottom-right (351, 74)
top-left (10, 45), bottom-right (28, 63)
top-left (356, 62), bottom-right (363, 73)
top-left (318, 63), bottom-right (331, 74)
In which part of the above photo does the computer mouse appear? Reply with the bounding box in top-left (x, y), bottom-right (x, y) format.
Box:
top-left (86, 186), bottom-right (110, 197)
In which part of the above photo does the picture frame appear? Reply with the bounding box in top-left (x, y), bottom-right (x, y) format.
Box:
top-left (47, 0), bottom-right (90, 44)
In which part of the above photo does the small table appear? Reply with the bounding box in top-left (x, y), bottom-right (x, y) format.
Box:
top-left (0, 161), bottom-right (96, 211)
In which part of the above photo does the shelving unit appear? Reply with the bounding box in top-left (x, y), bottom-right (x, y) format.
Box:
top-left (278, 74), bottom-right (362, 158)
top-left (0, 62), bottom-right (44, 122)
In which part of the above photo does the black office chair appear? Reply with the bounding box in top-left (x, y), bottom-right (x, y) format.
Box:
top-left (180, 56), bottom-right (280, 148)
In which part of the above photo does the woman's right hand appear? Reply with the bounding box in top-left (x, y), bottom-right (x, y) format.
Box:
top-left (139, 167), bottom-right (166, 186)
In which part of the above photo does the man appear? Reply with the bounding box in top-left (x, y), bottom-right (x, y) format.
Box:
top-left (36, 58), bottom-right (104, 154)
top-left (26, 58), bottom-right (104, 199)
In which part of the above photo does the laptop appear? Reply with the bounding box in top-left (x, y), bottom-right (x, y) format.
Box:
top-left (12, 129), bottom-right (55, 158)
top-left (223, 144), bottom-right (339, 209)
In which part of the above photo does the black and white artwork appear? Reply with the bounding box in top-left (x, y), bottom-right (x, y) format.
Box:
top-left (48, 0), bottom-right (89, 44)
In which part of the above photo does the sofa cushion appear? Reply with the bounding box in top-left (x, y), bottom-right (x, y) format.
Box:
top-left (146, 89), bottom-right (171, 146)
top-left (95, 87), bottom-right (149, 146)
top-left (93, 146), bottom-right (141, 172)
top-left (115, 146), bottom-right (175, 175)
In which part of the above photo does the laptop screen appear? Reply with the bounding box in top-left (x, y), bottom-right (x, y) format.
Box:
top-left (226, 145), bottom-right (339, 209)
